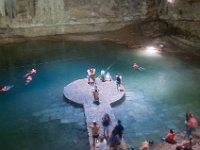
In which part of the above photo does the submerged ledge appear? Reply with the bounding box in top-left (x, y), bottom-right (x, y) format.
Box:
top-left (0, 23), bottom-right (200, 57)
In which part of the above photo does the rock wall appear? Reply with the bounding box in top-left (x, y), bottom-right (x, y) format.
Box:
top-left (0, 0), bottom-right (148, 37)
top-left (158, 0), bottom-right (200, 39)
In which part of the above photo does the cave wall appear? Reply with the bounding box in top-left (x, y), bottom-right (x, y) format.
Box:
top-left (0, 0), bottom-right (147, 37)
top-left (158, 0), bottom-right (200, 39)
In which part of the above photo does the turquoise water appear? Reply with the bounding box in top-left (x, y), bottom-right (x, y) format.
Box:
top-left (0, 41), bottom-right (200, 149)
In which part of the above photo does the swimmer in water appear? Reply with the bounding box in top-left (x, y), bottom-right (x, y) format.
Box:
top-left (24, 68), bottom-right (37, 78)
top-left (133, 63), bottom-right (145, 71)
top-left (25, 75), bottom-right (32, 85)
top-left (0, 85), bottom-right (14, 92)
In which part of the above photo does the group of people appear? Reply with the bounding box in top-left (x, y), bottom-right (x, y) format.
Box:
top-left (0, 68), bottom-right (37, 92)
top-left (160, 111), bottom-right (198, 150)
top-left (139, 111), bottom-right (198, 150)
top-left (175, 112), bottom-right (198, 150)
top-left (87, 67), bottom-right (124, 104)
top-left (89, 115), bottom-right (124, 150)
top-left (100, 70), bottom-right (112, 82)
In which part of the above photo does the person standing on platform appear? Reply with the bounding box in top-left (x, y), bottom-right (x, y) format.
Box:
top-left (116, 73), bottom-right (122, 91)
top-left (114, 120), bottom-right (124, 140)
top-left (108, 129), bottom-right (120, 150)
top-left (93, 88), bottom-right (100, 104)
top-left (102, 113), bottom-right (111, 138)
top-left (100, 70), bottom-right (106, 82)
top-left (87, 67), bottom-right (96, 85)
top-left (89, 121), bottom-right (100, 148)
top-left (96, 136), bottom-right (107, 150)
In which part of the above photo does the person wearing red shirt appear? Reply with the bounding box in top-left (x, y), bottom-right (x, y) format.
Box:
top-left (162, 129), bottom-right (176, 144)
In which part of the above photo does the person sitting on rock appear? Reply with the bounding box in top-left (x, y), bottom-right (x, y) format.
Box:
top-left (139, 141), bottom-right (150, 150)
top-left (162, 129), bottom-right (176, 144)
top-left (139, 141), bottom-right (153, 150)
top-left (176, 136), bottom-right (193, 150)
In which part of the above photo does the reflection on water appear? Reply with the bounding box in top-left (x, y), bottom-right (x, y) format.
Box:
top-left (0, 41), bottom-right (200, 149)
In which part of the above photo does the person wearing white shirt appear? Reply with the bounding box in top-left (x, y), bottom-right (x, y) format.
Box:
top-left (96, 136), bottom-right (107, 150)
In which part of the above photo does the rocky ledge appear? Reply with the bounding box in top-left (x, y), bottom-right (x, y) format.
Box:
top-left (154, 127), bottom-right (200, 150)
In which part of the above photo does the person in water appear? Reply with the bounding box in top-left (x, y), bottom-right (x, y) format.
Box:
top-left (0, 85), bottom-right (14, 92)
top-left (133, 63), bottom-right (145, 71)
top-left (25, 75), bottom-right (32, 85)
top-left (24, 68), bottom-right (37, 78)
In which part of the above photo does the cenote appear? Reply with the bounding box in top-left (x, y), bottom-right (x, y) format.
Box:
top-left (0, 41), bottom-right (200, 150)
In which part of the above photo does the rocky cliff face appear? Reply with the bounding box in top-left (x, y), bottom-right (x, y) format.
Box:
top-left (0, 0), bottom-right (199, 46)
top-left (0, 0), bottom-right (147, 37)
top-left (158, 0), bottom-right (200, 39)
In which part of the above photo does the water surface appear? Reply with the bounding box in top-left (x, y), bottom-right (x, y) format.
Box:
top-left (0, 41), bottom-right (200, 149)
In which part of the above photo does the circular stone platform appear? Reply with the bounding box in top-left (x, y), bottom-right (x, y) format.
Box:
top-left (63, 78), bottom-right (126, 149)
top-left (63, 78), bottom-right (125, 105)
